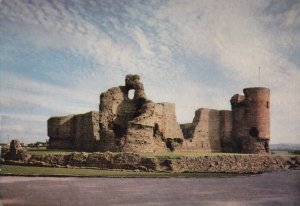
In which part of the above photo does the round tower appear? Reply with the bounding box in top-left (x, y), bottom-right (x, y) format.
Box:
top-left (243, 87), bottom-right (270, 141)
top-left (230, 87), bottom-right (270, 153)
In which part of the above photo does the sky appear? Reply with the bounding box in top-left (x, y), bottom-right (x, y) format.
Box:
top-left (0, 0), bottom-right (299, 144)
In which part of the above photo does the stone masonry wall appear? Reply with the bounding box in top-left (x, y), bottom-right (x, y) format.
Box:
top-left (4, 150), bottom-right (298, 174)
top-left (231, 87), bottom-right (270, 154)
top-left (179, 108), bottom-right (225, 152)
top-left (47, 74), bottom-right (270, 155)
top-left (73, 111), bottom-right (100, 151)
top-left (99, 86), bottom-right (137, 152)
top-left (48, 111), bottom-right (99, 150)
top-left (123, 102), bottom-right (184, 153)
top-left (99, 75), bottom-right (184, 153)
top-left (161, 103), bottom-right (184, 140)
top-left (219, 110), bottom-right (234, 152)
top-left (48, 115), bottom-right (74, 149)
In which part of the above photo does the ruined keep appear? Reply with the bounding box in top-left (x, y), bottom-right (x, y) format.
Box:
top-left (48, 75), bottom-right (270, 154)
top-left (98, 74), bottom-right (184, 153)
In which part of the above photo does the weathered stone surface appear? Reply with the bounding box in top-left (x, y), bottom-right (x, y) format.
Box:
top-left (165, 155), bottom-right (287, 173)
top-left (47, 74), bottom-right (271, 155)
top-left (231, 87), bottom-right (270, 153)
top-left (85, 152), bottom-right (114, 168)
top-left (125, 74), bottom-right (147, 100)
top-left (47, 115), bottom-right (74, 149)
top-left (2, 139), bottom-right (31, 161)
top-left (287, 156), bottom-right (300, 169)
top-left (219, 110), bottom-right (234, 152)
top-left (99, 74), bottom-right (183, 153)
top-left (73, 112), bottom-right (100, 151)
top-left (179, 109), bottom-right (231, 152)
top-left (43, 154), bottom-right (67, 166)
top-left (1, 144), bottom-right (9, 158)
top-left (25, 152), bottom-right (149, 170)
top-left (4, 151), bottom-right (299, 174)
top-left (48, 111), bottom-right (99, 151)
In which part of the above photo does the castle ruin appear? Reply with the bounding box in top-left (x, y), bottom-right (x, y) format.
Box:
top-left (48, 74), bottom-right (270, 154)
top-left (48, 111), bottom-right (99, 151)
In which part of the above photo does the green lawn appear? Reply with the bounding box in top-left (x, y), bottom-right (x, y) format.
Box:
top-left (270, 150), bottom-right (291, 155)
top-left (27, 147), bottom-right (75, 156)
top-left (0, 165), bottom-right (239, 178)
top-left (141, 151), bottom-right (250, 159)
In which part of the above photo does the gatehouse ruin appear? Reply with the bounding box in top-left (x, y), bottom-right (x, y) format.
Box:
top-left (48, 74), bottom-right (270, 154)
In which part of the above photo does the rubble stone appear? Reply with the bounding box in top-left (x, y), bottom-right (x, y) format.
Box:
top-left (2, 139), bottom-right (30, 161)
top-left (4, 151), bottom-right (299, 174)
top-left (99, 74), bottom-right (183, 153)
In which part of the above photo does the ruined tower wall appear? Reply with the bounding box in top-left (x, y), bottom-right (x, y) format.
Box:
top-left (123, 102), bottom-right (184, 153)
top-left (122, 102), bottom-right (158, 153)
top-left (231, 87), bottom-right (270, 153)
top-left (73, 111), bottom-right (100, 151)
top-left (48, 115), bottom-right (74, 149)
top-left (231, 94), bottom-right (246, 150)
top-left (192, 109), bottom-right (222, 152)
top-left (219, 110), bottom-right (233, 152)
top-left (99, 75), bottom-right (184, 153)
top-left (99, 87), bottom-right (131, 152)
top-left (161, 103), bottom-right (184, 139)
top-left (243, 88), bottom-right (270, 140)
top-left (179, 108), bottom-right (224, 152)
top-left (129, 102), bottom-right (183, 139)
top-left (48, 111), bottom-right (99, 150)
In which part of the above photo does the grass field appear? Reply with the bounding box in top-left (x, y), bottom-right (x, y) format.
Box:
top-left (0, 165), bottom-right (239, 178)
top-left (27, 147), bottom-right (74, 156)
top-left (141, 151), bottom-right (251, 159)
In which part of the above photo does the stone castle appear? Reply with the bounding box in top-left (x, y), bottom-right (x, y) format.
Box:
top-left (48, 75), bottom-right (270, 154)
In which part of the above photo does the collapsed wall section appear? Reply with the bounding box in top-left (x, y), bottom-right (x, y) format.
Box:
top-left (123, 102), bottom-right (184, 153)
top-left (179, 108), bottom-right (233, 152)
top-left (99, 74), bottom-right (184, 153)
top-left (162, 103), bottom-right (184, 140)
top-left (99, 86), bottom-right (131, 151)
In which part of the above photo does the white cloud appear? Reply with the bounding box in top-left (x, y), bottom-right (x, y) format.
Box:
top-left (0, 0), bottom-right (299, 144)
top-left (151, 0), bottom-right (300, 144)
top-left (0, 71), bottom-right (98, 114)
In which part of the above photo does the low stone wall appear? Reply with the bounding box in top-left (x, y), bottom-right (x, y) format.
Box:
top-left (165, 155), bottom-right (291, 173)
top-left (4, 152), bottom-right (158, 172)
top-left (3, 151), bottom-right (300, 174)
